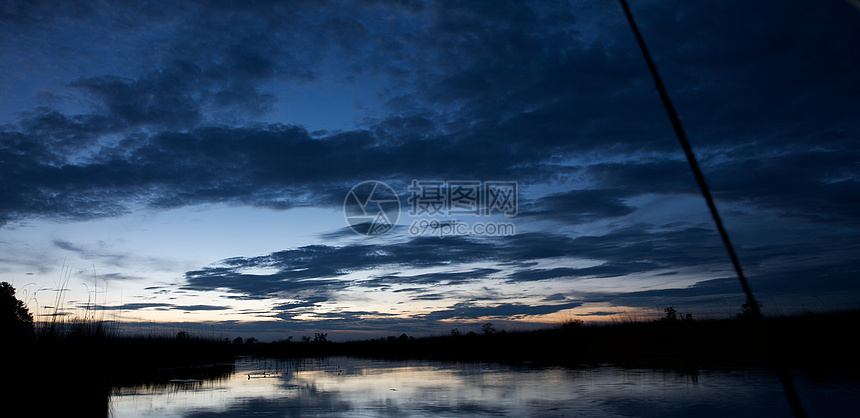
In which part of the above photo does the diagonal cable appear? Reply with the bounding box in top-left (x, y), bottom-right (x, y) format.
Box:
top-left (618, 1), bottom-right (806, 416)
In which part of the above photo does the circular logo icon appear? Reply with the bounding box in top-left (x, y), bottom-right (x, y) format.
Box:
top-left (344, 181), bottom-right (400, 236)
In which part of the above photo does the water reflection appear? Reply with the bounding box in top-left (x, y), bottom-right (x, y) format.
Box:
top-left (109, 357), bottom-right (860, 417)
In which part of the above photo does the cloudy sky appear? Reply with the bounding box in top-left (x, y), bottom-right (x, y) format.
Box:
top-left (1, 0), bottom-right (858, 340)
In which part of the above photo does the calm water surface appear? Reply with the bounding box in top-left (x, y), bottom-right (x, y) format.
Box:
top-left (109, 357), bottom-right (859, 417)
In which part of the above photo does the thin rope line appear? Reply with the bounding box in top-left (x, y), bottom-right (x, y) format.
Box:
top-left (618, 1), bottom-right (806, 416)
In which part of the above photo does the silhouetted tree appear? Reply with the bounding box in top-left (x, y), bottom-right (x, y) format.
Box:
top-left (233, 336), bottom-right (244, 345)
top-left (313, 332), bottom-right (328, 343)
top-left (663, 306), bottom-right (677, 321)
top-left (450, 327), bottom-right (461, 336)
top-left (1, 282), bottom-right (34, 336)
top-left (737, 299), bottom-right (763, 320)
top-left (481, 323), bottom-right (496, 335)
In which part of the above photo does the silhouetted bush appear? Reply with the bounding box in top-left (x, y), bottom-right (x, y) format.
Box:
top-left (562, 319), bottom-right (584, 329)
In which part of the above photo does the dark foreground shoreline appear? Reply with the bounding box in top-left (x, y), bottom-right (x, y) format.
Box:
top-left (7, 311), bottom-right (859, 415)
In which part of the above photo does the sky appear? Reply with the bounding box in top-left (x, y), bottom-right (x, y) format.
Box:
top-left (1, 0), bottom-right (859, 340)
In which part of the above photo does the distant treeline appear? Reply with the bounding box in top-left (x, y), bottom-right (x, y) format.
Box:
top-left (241, 311), bottom-right (860, 372)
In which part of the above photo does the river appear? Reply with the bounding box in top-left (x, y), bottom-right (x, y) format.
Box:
top-left (109, 356), bottom-right (859, 417)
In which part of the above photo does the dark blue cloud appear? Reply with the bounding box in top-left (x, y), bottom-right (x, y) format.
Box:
top-left (2, 0), bottom-right (857, 228)
top-left (93, 302), bottom-right (230, 312)
top-left (363, 268), bottom-right (502, 288)
top-left (180, 227), bottom-right (726, 310)
top-left (520, 189), bottom-right (637, 225)
top-left (417, 301), bottom-right (584, 321)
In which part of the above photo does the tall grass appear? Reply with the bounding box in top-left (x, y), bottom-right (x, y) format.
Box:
top-left (31, 262), bottom-right (119, 341)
